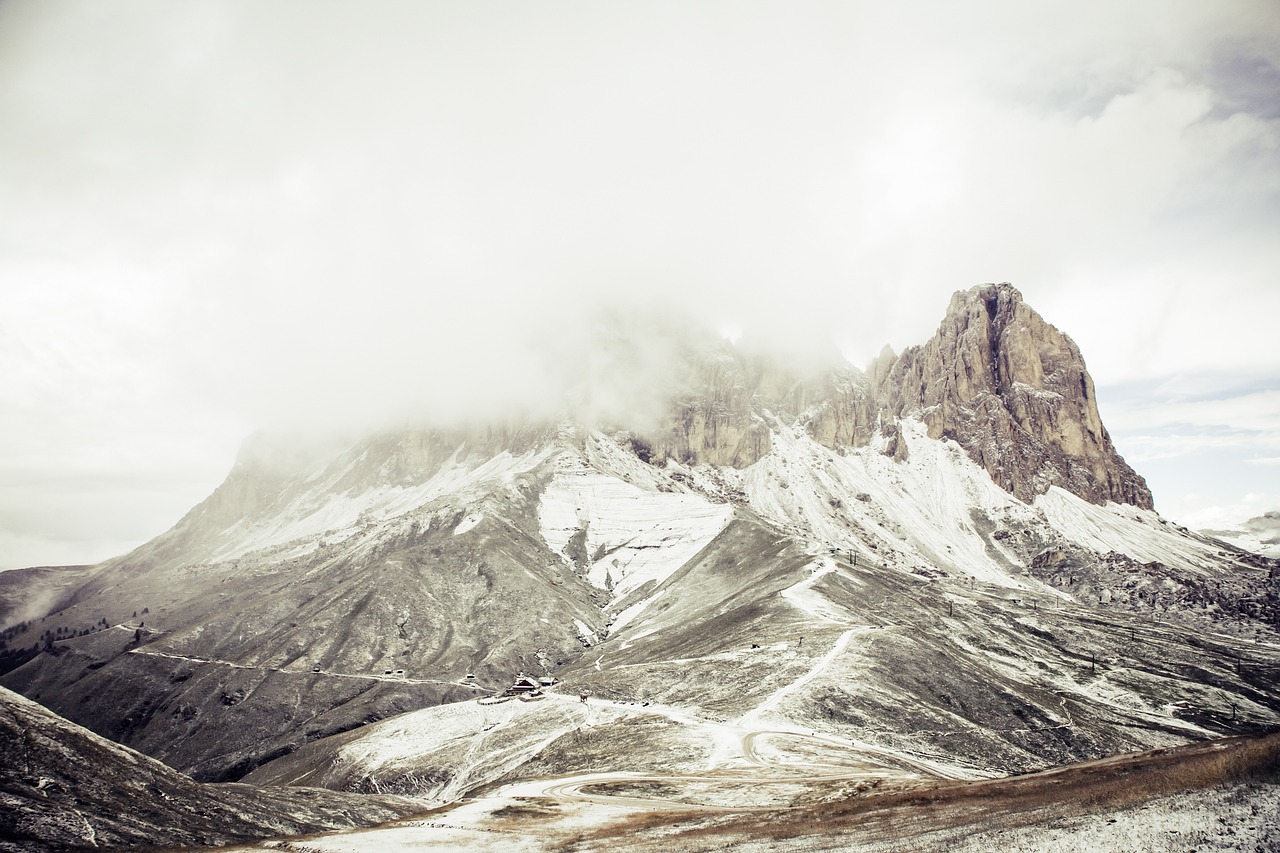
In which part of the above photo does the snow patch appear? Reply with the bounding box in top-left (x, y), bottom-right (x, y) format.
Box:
top-left (538, 456), bottom-right (732, 603)
top-left (608, 589), bottom-right (667, 634)
top-left (1036, 487), bottom-right (1223, 573)
top-left (742, 419), bottom-right (1043, 590)
top-left (453, 512), bottom-right (483, 536)
top-left (572, 618), bottom-right (598, 646)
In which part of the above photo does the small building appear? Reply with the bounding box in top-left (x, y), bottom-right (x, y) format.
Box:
top-left (505, 676), bottom-right (542, 695)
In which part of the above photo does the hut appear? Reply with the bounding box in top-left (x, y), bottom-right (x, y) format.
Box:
top-left (505, 676), bottom-right (542, 695)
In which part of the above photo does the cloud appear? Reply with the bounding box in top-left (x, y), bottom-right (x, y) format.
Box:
top-left (3, 0), bottom-right (1280, 564)
top-left (1103, 387), bottom-right (1280, 438)
top-left (1096, 376), bottom-right (1280, 526)
top-left (1165, 492), bottom-right (1280, 532)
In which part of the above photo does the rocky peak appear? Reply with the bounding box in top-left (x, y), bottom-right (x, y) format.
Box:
top-left (636, 342), bottom-right (874, 468)
top-left (875, 283), bottom-right (1152, 508)
top-left (613, 283), bottom-right (1150, 510)
top-left (166, 284), bottom-right (1152, 534)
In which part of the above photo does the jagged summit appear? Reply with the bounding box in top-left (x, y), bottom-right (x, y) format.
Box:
top-left (160, 284), bottom-right (1144, 523)
top-left (625, 282), bottom-right (1150, 510)
top-left (874, 283), bottom-right (1152, 509)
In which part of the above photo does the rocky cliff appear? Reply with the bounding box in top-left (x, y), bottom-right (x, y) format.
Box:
top-left (639, 346), bottom-right (876, 469)
top-left (637, 283), bottom-right (1151, 510)
top-left (873, 283), bottom-right (1152, 508)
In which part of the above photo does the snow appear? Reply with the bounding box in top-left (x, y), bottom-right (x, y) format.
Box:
top-left (609, 589), bottom-right (667, 634)
top-left (452, 512), bottom-right (483, 536)
top-left (212, 447), bottom-right (552, 561)
top-left (741, 419), bottom-right (1046, 590)
top-left (1035, 486), bottom-right (1224, 573)
top-left (538, 454), bottom-right (732, 604)
top-left (572, 618), bottom-right (598, 645)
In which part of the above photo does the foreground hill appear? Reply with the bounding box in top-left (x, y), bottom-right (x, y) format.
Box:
top-left (0, 686), bottom-right (418, 852)
top-left (224, 732), bottom-right (1280, 852)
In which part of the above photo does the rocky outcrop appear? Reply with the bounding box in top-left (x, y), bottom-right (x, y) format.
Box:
top-left (635, 283), bottom-right (1148, 511)
top-left (640, 345), bottom-right (875, 468)
top-left (644, 348), bottom-right (771, 467)
top-left (873, 283), bottom-right (1152, 508)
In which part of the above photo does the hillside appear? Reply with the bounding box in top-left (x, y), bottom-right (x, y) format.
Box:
top-left (0, 685), bottom-right (418, 852)
top-left (0, 284), bottom-right (1276, 850)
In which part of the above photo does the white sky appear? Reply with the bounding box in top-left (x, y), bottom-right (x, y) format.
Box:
top-left (2, 0), bottom-right (1278, 569)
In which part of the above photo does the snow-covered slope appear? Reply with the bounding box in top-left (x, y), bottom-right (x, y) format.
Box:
top-left (210, 445), bottom-right (554, 563)
top-left (1202, 511), bottom-right (1280, 559)
top-left (736, 419), bottom-right (1047, 589)
top-left (1036, 486), bottom-right (1225, 573)
top-left (538, 453), bottom-right (732, 603)
top-left (4, 286), bottom-right (1278, 836)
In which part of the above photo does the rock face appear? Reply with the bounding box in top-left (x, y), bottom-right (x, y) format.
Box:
top-left (643, 348), bottom-right (772, 467)
top-left (638, 283), bottom-right (1150, 510)
top-left (873, 283), bottom-right (1151, 508)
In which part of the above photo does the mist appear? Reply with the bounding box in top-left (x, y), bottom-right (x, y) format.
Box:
top-left (2, 0), bottom-right (1279, 568)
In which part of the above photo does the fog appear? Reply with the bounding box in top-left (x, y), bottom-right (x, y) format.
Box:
top-left (2, 0), bottom-right (1279, 567)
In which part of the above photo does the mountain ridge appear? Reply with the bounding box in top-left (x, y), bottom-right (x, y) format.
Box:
top-left (0, 283), bottom-right (1274, 815)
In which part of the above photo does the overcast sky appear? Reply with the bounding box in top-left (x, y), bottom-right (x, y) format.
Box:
top-left (2, 0), bottom-right (1278, 570)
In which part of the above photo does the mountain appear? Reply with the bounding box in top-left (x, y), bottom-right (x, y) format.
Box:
top-left (872, 284), bottom-right (1152, 508)
top-left (0, 685), bottom-right (417, 852)
top-left (620, 283), bottom-right (1153, 511)
top-left (1203, 511), bottom-right (1280, 559)
top-left (0, 283), bottom-right (1276, 846)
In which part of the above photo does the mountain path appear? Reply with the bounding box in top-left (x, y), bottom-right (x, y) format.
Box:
top-left (125, 646), bottom-right (481, 690)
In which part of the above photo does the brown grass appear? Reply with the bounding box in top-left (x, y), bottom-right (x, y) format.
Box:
top-left (557, 732), bottom-right (1280, 851)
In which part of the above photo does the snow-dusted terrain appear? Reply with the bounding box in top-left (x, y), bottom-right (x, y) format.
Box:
top-left (538, 453), bottom-right (732, 605)
top-left (1203, 511), bottom-right (1280, 559)
top-left (739, 420), bottom-right (1048, 588)
top-left (3, 287), bottom-right (1278, 851)
top-left (211, 445), bottom-right (555, 563)
top-left (5, 415), bottom-right (1277, 852)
